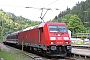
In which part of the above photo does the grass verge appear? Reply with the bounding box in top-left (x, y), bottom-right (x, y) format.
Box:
top-left (0, 50), bottom-right (17, 60)
top-left (0, 50), bottom-right (27, 60)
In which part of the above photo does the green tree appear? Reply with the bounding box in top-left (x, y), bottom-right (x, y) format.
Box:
top-left (0, 9), bottom-right (41, 41)
top-left (61, 14), bottom-right (86, 34)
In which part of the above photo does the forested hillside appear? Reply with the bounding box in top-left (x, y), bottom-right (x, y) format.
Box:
top-left (0, 9), bottom-right (40, 37)
top-left (52, 0), bottom-right (90, 34)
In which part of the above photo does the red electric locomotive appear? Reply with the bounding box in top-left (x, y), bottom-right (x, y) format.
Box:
top-left (4, 22), bottom-right (72, 57)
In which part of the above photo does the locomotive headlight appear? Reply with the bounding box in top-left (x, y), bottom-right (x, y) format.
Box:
top-left (51, 42), bottom-right (54, 44)
top-left (51, 46), bottom-right (56, 50)
top-left (64, 37), bottom-right (69, 40)
top-left (65, 42), bottom-right (68, 44)
top-left (58, 34), bottom-right (60, 36)
top-left (50, 37), bottom-right (56, 40)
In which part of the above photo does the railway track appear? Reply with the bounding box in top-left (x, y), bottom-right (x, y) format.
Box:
top-left (4, 43), bottom-right (90, 60)
top-left (3, 43), bottom-right (90, 60)
top-left (72, 48), bottom-right (90, 60)
top-left (22, 51), bottom-right (77, 60)
top-left (72, 45), bottom-right (90, 50)
top-left (4, 44), bottom-right (76, 60)
top-left (72, 45), bottom-right (90, 47)
top-left (5, 44), bottom-right (43, 60)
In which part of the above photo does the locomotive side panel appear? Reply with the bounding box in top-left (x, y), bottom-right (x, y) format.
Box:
top-left (18, 31), bottom-right (26, 45)
top-left (18, 27), bottom-right (47, 49)
top-left (26, 28), bottom-right (46, 49)
top-left (18, 29), bottom-right (38, 45)
top-left (27, 29), bottom-right (38, 43)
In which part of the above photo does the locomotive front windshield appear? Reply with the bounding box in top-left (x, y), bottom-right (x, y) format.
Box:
top-left (49, 26), bottom-right (67, 32)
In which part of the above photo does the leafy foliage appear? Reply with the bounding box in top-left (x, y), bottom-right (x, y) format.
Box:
top-left (0, 10), bottom-right (40, 38)
top-left (62, 14), bottom-right (86, 34)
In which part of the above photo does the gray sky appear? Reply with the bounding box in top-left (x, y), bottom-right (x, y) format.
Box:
top-left (0, 0), bottom-right (86, 22)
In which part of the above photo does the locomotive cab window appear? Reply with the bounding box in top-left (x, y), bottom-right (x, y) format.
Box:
top-left (49, 26), bottom-right (58, 32)
top-left (49, 26), bottom-right (66, 32)
top-left (58, 26), bottom-right (66, 32)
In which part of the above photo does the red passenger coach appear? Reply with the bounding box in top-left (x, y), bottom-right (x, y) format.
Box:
top-left (5, 22), bottom-right (72, 57)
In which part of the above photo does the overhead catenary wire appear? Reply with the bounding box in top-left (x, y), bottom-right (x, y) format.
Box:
top-left (25, 0), bottom-right (59, 10)
top-left (45, 0), bottom-right (58, 7)
top-left (0, 0), bottom-right (59, 22)
top-left (40, 8), bottom-right (52, 22)
top-left (39, 0), bottom-right (59, 22)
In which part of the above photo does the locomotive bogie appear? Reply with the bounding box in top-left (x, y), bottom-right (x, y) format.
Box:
top-left (45, 45), bottom-right (71, 57)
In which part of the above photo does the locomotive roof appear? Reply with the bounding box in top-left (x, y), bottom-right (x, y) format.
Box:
top-left (46, 22), bottom-right (66, 25)
top-left (22, 22), bottom-right (46, 31)
top-left (22, 22), bottom-right (66, 32)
